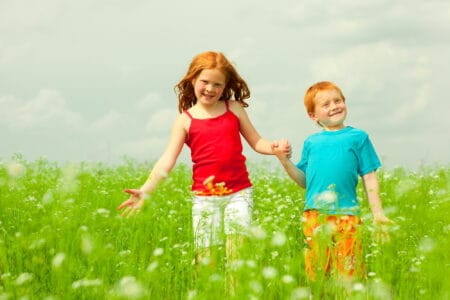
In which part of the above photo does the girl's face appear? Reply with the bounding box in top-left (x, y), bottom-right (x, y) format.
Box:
top-left (192, 69), bottom-right (226, 107)
top-left (309, 89), bottom-right (347, 131)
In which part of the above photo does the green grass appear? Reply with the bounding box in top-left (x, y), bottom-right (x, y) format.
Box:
top-left (0, 155), bottom-right (449, 299)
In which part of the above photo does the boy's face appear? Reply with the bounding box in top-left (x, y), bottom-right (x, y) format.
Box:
top-left (309, 89), bottom-right (347, 131)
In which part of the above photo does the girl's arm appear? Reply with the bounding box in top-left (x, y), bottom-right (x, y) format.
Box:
top-left (361, 171), bottom-right (390, 224)
top-left (118, 114), bottom-right (188, 216)
top-left (230, 101), bottom-right (279, 155)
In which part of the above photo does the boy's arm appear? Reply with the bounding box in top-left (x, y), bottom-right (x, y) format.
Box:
top-left (361, 171), bottom-right (390, 224)
top-left (272, 140), bottom-right (306, 188)
top-left (278, 155), bottom-right (306, 188)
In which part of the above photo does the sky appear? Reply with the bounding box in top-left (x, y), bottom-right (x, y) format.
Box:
top-left (1, 0), bottom-right (449, 170)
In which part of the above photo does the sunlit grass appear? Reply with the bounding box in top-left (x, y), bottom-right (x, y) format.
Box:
top-left (0, 156), bottom-right (449, 299)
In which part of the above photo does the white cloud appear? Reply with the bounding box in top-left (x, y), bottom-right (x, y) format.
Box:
top-left (0, 89), bottom-right (84, 129)
top-left (145, 108), bottom-right (176, 134)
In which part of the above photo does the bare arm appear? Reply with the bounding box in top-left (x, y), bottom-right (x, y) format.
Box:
top-left (361, 171), bottom-right (390, 224)
top-left (273, 142), bottom-right (306, 188)
top-left (118, 114), bottom-right (187, 216)
top-left (230, 101), bottom-right (276, 154)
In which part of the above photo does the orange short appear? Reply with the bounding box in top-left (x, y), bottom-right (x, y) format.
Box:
top-left (302, 210), bottom-right (364, 281)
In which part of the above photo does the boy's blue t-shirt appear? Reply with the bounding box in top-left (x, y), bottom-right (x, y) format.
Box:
top-left (296, 126), bottom-right (381, 215)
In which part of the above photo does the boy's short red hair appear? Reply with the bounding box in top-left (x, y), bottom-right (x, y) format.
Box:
top-left (304, 81), bottom-right (346, 115)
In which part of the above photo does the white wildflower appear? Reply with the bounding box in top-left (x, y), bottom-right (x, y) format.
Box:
top-left (281, 274), bottom-right (295, 284)
top-left (146, 261), bottom-right (158, 272)
top-left (249, 225), bottom-right (267, 240)
top-left (271, 231), bottom-right (287, 247)
top-left (110, 276), bottom-right (146, 299)
top-left (81, 235), bottom-right (93, 255)
top-left (52, 252), bottom-right (66, 268)
top-left (15, 273), bottom-right (33, 286)
top-left (6, 161), bottom-right (25, 177)
top-left (72, 278), bottom-right (102, 289)
top-left (291, 287), bottom-right (311, 299)
top-left (262, 266), bottom-right (278, 279)
top-left (153, 248), bottom-right (164, 257)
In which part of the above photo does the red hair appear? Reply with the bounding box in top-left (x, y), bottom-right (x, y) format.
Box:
top-left (304, 81), bottom-right (346, 115)
top-left (175, 51), bottom-right (250, 112)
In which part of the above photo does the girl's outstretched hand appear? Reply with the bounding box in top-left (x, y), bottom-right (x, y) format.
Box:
top-left (117, 189), bottom-right (146, 218)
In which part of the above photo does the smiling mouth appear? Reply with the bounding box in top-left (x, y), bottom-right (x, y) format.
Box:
top-left (329, 110), bottom-right (342, 117)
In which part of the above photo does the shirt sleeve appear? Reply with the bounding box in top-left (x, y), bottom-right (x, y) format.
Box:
top-left (357, 134), bottom-right (381, 176)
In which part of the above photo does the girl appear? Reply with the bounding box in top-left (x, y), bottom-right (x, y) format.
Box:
top-left (118, 51), bottom-right (290, 270)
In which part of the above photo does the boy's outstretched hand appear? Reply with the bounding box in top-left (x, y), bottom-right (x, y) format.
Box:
top-left (372, 213), bottom-right (394, 244)
top-left (118, 189), bottom-right (145, 218)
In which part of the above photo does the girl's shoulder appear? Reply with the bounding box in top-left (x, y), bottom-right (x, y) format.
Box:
top-left (227, 100), bottom-right (245, 117)
top-left (174, 111), bottom-right (192, 132)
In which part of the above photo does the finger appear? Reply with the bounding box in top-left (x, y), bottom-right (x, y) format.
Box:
top-left (124, 189), bottom-right (141, 197)
top-left (118, 199), bottom-right (133, 210)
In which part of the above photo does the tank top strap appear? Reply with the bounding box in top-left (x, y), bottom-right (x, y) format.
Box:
top-left (225, 100), bottom-right (230, 111)
top-left (184, 110), bottom-right (193, 119)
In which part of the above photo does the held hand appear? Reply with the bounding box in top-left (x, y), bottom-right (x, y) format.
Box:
top-left (271, 139), bottom-right (291, 159)
top-left (117, 189), bottom-right (146, 218)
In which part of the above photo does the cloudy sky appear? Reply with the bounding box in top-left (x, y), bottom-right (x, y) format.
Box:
top-left (1, 0), bottom-right (449, 170)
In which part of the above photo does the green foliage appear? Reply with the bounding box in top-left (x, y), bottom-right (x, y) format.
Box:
top-left (0, 157), bottom-right (449, 299)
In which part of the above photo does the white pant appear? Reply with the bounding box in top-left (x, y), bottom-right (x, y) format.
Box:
top-left (192, 188), bottom-right (253, 249)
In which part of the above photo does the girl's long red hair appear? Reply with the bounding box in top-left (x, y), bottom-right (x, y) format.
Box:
top-left (175, 51), bottom-right (250, 113)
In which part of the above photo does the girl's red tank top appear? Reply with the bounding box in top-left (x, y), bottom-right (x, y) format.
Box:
top-left (184, 101), bottom-right (252, 195)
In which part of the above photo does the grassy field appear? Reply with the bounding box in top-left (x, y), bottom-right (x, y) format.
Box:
top-left (0, 156), bottom-right (449, 299)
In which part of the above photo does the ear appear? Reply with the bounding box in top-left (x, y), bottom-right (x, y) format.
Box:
top-left (308, 112), bottom-right (318, 122)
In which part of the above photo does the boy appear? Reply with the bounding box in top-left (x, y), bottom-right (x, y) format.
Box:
top-left (274, 81), bottom-right (390, 282)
